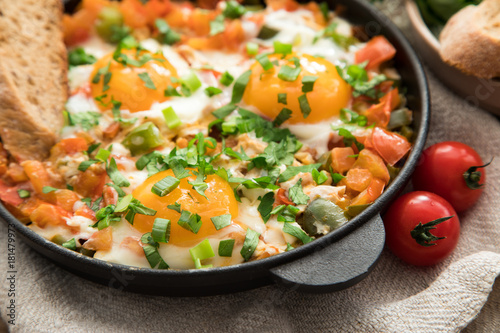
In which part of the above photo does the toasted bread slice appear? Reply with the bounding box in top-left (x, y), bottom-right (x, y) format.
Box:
top-left (439, 0), bottom-right (500, 79)
top-left (0, 0), bottom-right (67, 161)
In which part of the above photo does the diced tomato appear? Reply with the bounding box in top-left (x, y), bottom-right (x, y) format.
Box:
top-left (6, 163), bottom-right (28, 183)
top-left (83, 227), bottom-right (113, 251)
top-left (276, 188), bottom-right (295, 206)
top-left (74, 204), bottom-right (96, 220)
top-left (188, 8), bottom-right (214, 36)
top-left (121, 0), bottom-right (172, 29)
top-left (53, 189), bottom-right (81, 212)
top-left (349, 177), bottom-right (385, 206)
top-left (330, 147), bottom-right (356, 174)
top-left (355, 36), bottom-right (396, 70)
top-left (0, 180), bottom-right (25, 206)
top-left (345, 168), bottom-right (373, 193)
top-left (120, 236), bottom-right (144, 256)
top-left (103, 185), bottom-right (118, 206)
top-left (21, 160), bottom-right (56, 195)
top-left (102, 122), bottom-right (120, 140)
top-left (164, 4), bottom-right (191, 29)
top-left (73, 166), bottom-right (107, 199)
top-left (364, 88), bottom-right (400, 128)
top-left (51, 138), bottom-right (88, 157)
top-left (352, 149), bottom-right (390, 184)
top-left (267, 0), bottom-right (300, 11)
top-left (0, 142), bottom-right (8, 176)
top-left (381, 88), bottom-right (400, 112)
top-left (30, 204), bottom-right (71, 228)
top-left (370, 127), bottom-right (411, 166)
top-left (71, 82), bottom-right (92, 97)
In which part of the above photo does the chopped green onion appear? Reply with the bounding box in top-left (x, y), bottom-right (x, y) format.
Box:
top-left (164, 85), bottom-right (181, 97)
top-left (210, 214), bottom-right (232, 230)
top-left (222, 119), bottom-right (237, 133)
top-left (387, 108), bottom-right (412, 130)
top-left (78, 160), bottom-right (98, 172)
top-left (143, 244), bottom-right (169, 269)
top-left (95, 148), bottom-right (110, 162)
top-left (283, 223), bottom-right (313, 244)
top-left (212, 103), bottom-right (237, 119)
top-left (256, 53), bottom-right (274, 71)
top-left (257, 25), bottom-right (279, 39)
top-left (273, 41), bottom-right (292, 55)
top-left (177, 210), bottom-right (202, 234)
top-left (141, 233), bottom-right (169, 269)
top-left (278, 64), bottom-right (301, 82)
top-left (17, 189), bottom-right (30, 199)
top-left (95, 6), bottom-right (125, 43)
top-left (204, 86), bottom-right (223, 97)
top-left (298, 94), bottom-right (311, 118)
top-left (151, 218), bottom-right (171, 243)
top-left (209, 14), bottom-right (225, 36)
top-left (114, 194), bottom-right (133, 212)
top-left (246, 42), bottom-right (259, 56)
top-left (219, 71), bottom-right (234, 86)
top-left (121, 122), bottom-right (164, 156)
top-left (231, 70), bottom-right (252, 104)
top-left (301, 75), bottom-right (318, 93)
top-left (180, 71), bottom-right (202, 94)
top-left (167, 202), bottom-right (181, 213)
top-left (62, 238), bottom-right (77, 251)
top-left (218, 239), bottom-right (235, 257)
top-left (107, 158), bottom-right (131, 187)
top-left (272, 108), bottom-right (292, 127)
top-left (138, 72), bottom-right (156, 90)
top-left (286, 242), bottom-right (294, 251)
top-left (151, 176), bottom-right (180, 197)
top-left (42, 186), bottom-right (58, 194)
top-left (190, 239), bottom-right (215, 269)
top-left (240, 228), bottom-right (260, 261)
top-left (319, 2), bottom-right (329, 21)
top-left (223, 0), bottom-right (246, 19)
top-left (162, 106), bottom-right (182, 129)
top-left (277, 93), bottom-right (287, 105)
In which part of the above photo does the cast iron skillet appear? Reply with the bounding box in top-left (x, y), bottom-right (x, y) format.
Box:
top-left (0, 0), bottom-right (429, 296)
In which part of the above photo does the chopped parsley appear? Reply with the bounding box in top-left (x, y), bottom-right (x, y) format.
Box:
top-left (288, 178), bottom-right (310, 205)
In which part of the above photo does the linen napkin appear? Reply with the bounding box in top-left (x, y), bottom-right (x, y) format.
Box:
top-left (1, 1), bottom-right (500, 332)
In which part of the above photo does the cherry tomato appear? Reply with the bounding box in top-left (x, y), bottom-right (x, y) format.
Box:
top-left (412, 141), bottom-right (487, 212)
top-left (383, 191), bottom-right (460, 266)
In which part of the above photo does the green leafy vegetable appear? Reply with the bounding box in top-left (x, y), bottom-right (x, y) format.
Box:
top-left (240, 228), bottom-right (260, 261)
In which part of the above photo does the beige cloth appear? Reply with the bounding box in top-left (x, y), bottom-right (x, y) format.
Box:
top-left (1, 1), bottom-right (500, 332)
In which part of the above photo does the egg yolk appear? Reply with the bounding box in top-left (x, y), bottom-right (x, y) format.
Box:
top-left (243, 53), bottom-right (351, 124)
top-left (90, 49), bottom-right (178, 113)
top-left (132, 170), bottom-right (240, 247)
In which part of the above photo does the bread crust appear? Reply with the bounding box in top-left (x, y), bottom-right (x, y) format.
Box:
top-left (439, 1), bottom-right (500, 79)
top-left (0, 0), bottom-right (67, 161)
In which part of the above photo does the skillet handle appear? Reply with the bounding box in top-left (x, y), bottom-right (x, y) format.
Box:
top-left (269, 214), bottom-right (385, 293)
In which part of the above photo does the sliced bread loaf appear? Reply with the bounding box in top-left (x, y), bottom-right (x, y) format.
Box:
top-left (439, 0), bottom-right (500, 79)
top-left (0, 0), bottom-right (67, 161)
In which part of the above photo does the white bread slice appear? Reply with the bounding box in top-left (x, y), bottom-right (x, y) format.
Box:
top-left (439, 0), bottom-right (500, 79)
top-left (0, 0), bottom-right (67, 161)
